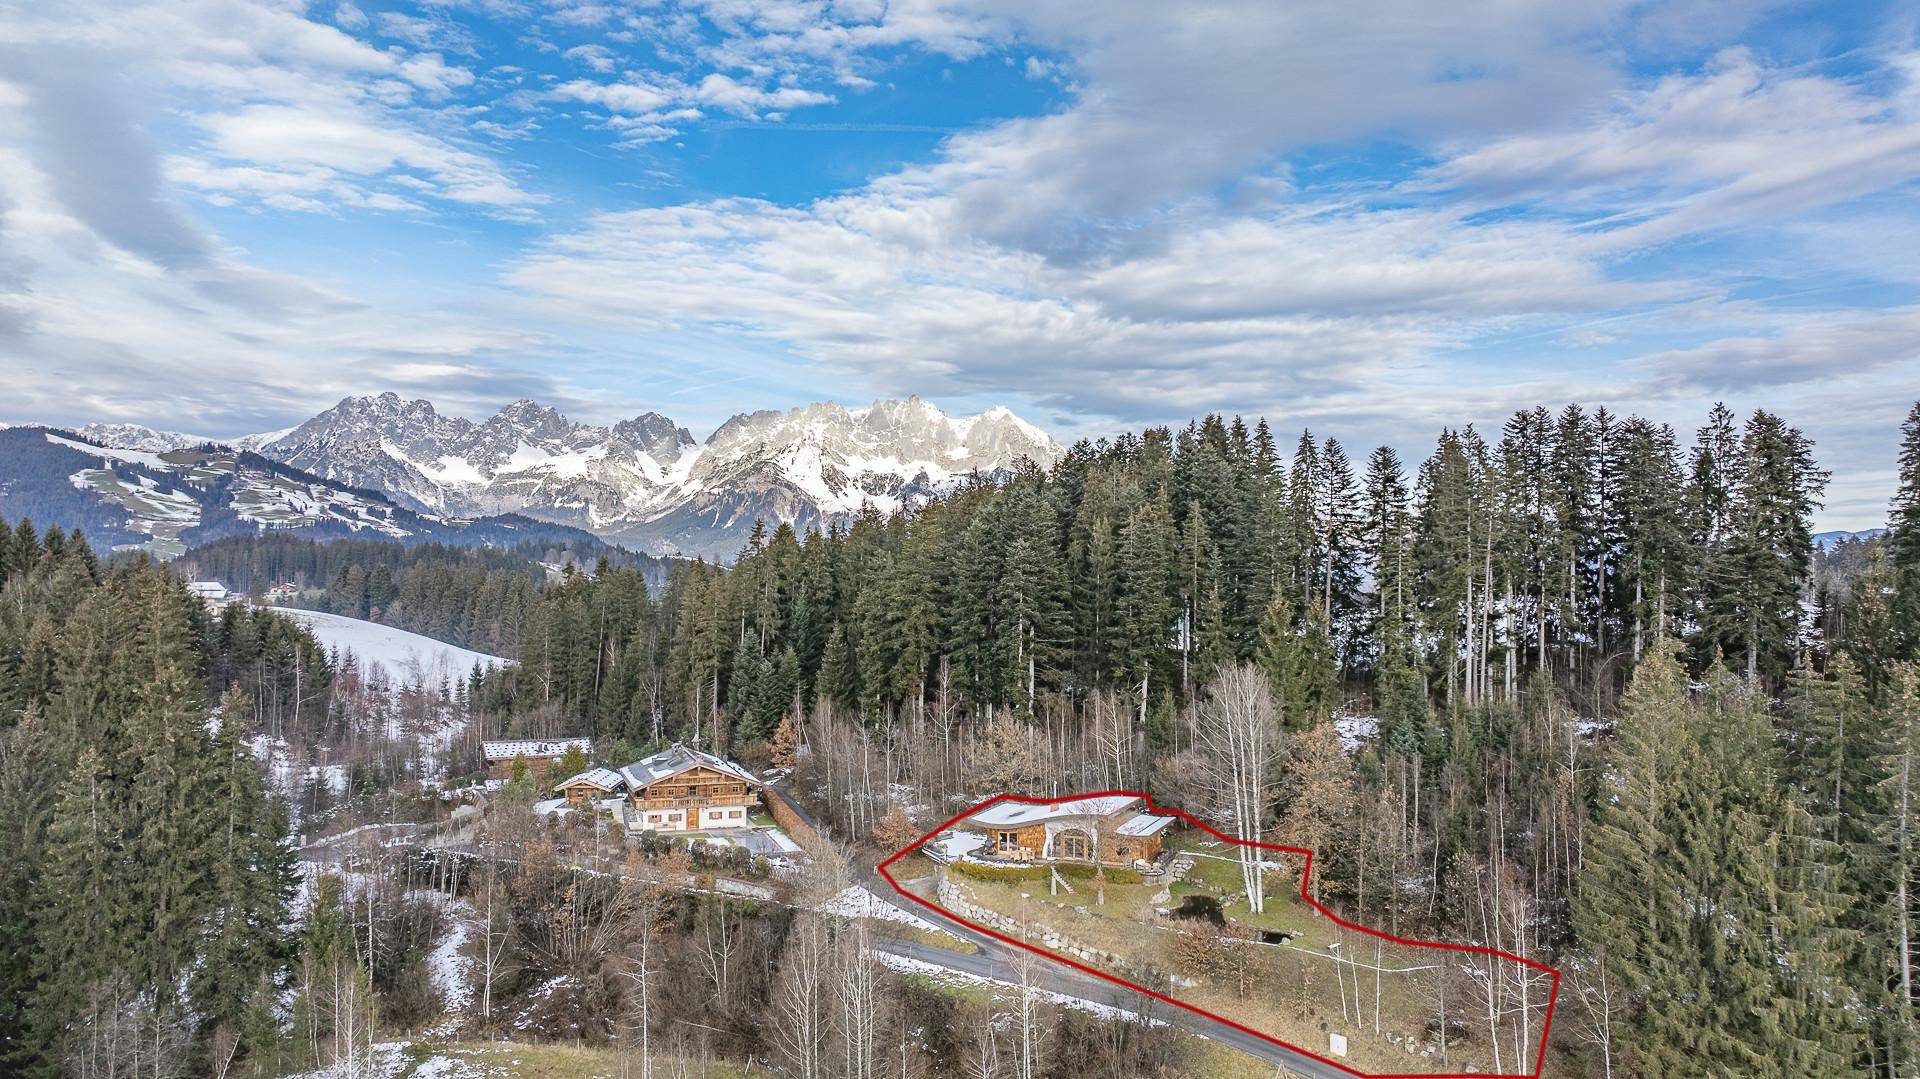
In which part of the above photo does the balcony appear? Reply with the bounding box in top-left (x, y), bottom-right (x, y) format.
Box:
top-left (630, 792), bottom-right (759, 811)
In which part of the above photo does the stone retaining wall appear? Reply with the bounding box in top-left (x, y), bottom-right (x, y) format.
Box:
top-left (936, 880), bottom-right (1127, 969)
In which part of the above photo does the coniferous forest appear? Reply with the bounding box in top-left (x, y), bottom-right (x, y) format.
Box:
top-left (470, 400), bottom-right (1920, 1075)
top-left (2, 399), bottom-right (1919, 1077)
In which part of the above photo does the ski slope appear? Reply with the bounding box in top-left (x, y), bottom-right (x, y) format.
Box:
top-left (281, 609), bottom-right (510, 689)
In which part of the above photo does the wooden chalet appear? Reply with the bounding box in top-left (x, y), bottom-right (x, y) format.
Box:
top-left (617, 745), bottom-right (764, 833)
top-left (482, 737), bottom-right (592, 782)
top-left (553, 767), bottom-right (626, 805)
top-left (959, 796), bottom-right (1174, 868)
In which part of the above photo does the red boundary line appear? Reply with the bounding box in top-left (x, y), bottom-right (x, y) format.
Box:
top-left (875, 790), bottom-right (1560, 1079)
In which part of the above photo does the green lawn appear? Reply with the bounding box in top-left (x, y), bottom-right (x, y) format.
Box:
top-left (1168, 840), bottom-right (1333, 949)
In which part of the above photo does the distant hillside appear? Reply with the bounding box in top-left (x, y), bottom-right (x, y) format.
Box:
top-left (0, 426), bottom-right (612, 559)
top-left (1814, 527), bottom-right (1887, 550)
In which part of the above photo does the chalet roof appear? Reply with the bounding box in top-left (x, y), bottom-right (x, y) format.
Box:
top-left (186, 581), bottom-right (228, 597)
top-left (1115, 812), bottom-right (1176, 837)
top-left (619, 744), bottom-right (761, 791)
top-left (968, 795), bottom-right (1141, 827)
top-left (554, 767), bottom-right (626, 793)
top-left (482, 737), bottom-right (592, 762)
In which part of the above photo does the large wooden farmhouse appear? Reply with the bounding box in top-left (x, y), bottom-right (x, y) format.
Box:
top-left (482, 737), bottom-right (592, 782)
top-left (959, 795), bottom-right (1174, 868)
top-left (553, 744), bottom-right (764, 833)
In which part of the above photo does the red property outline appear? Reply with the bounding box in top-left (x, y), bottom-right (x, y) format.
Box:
top-left (876, 790), bottom-right (1561, 1079)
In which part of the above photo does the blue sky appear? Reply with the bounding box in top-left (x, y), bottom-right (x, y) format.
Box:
top-left (1, 0), bottom-right (1918, 527)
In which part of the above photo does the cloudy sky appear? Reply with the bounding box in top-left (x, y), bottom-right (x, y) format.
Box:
top-left (0, 0), bottom-right (1915, 527)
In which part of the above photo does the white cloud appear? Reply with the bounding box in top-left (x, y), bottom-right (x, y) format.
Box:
top-left (3, 0), bottom-right (1917, 529)
top-left (691, 72), bottom-right (834, 115)
top-left (554, 77), bottom-right (677, 115)
top-left (1626, 307), bottom-right (1920, 392)
top-left (398, 52), bottom-right (477, 97)
top-left (200, 104), bottom-right (539, 209)
top-left (564, 43), bottom-right (621, 73)
top-left (1429, 48), bottom-right (1920, 247)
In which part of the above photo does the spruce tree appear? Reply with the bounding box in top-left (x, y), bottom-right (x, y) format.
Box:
top-left (28, 749), bottom-right (129, 1068)
top-left (192, 695), bottom-right (297, 1049)
top-left (1876, 663), bottom-right (1920, 1071)
top-left (1724, 411), bottom-right (1829, 680)
top-left (1119, 495), bottom-right (1177, 710)
top-left (1892, 401), bottom-right (1920, 659)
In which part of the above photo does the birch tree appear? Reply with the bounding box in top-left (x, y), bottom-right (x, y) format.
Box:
top-left (1194, 664), bottom-right (1283, 913)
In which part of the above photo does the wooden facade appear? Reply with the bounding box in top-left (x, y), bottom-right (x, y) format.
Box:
top-left (558, 778), bottom-right (619, 804)
top-left (618, 747), bottom-right (764, 833)
top-left (484, 738), bottom-right (592, 782)
top-left (969, 800), bottom-right (1169, 867)
top-left (630, 765), bottom-right (759, 813)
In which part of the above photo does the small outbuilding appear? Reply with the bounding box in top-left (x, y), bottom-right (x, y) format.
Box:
top-left (554, 766), bottom-right (627, 805)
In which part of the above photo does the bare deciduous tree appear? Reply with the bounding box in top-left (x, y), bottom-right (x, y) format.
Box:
top-left (1193, 664), bottom-right (1284, 913)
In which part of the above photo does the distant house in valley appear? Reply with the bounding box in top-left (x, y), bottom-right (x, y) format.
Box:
top-left (262, 581), bottom-right (300, 604)
top-left (482, 737), bottom-right (593, 782)
top-left (553, 766), bottom-right (626, 805)
top-left (186, 581), bottom-right (230, 608)
top-left (956, 796), bottom-right (1174, 868)
top-left (616, 744), bottom-right (763, 833)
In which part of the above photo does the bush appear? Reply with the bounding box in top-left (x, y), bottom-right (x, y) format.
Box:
top-left (1055, 863), bottom-right (1143, 884)
top-left (951, 861), bottom-right (1049, 883)
top-left (950, 860), bottom-right (1142, 884)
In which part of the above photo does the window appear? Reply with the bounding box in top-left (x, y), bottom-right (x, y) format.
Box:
top-left (997, 831), bottom-right (1020, 852)
top-left (1058, 830), bottom-right (1090, 861)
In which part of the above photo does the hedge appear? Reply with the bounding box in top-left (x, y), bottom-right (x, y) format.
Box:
top-left (952, 860), bottom-right (1144, 885)
top-left (1056, 863), bottom-right (1144, 884)
top-left (951, 861), bottom-right (1049, 883)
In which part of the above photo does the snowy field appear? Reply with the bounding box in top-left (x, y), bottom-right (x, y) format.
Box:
top-left (282, 609), bottom-right (511, 690)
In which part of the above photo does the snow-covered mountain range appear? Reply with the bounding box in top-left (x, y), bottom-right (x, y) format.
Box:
top-left (77, 394), bottom-right (1061, 558)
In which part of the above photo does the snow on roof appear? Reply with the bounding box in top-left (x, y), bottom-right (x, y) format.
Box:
top-left (927, 830), bottom-right (989, 862)
top-left (1115, 812), bottom-right (1175, 837)
top-left (967, 795), bottom-right (1140, 827)
top-left (553, 767), bottom-right (625, 792)
top-left (482, 737), bottom-right (591, 761)
top-left (186, 581), bottom-right (228, 596)
top-left (619, 744), bottom-right (761, 790)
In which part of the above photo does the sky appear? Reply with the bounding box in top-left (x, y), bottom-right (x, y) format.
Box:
top-left (0, 1), bottom-right (1917, 528)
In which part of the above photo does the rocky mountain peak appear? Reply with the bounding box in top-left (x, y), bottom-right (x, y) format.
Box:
top-left (76, 422), bottom-right (216, 453)
top-left (232, 392), bottom-right (1060, 558)
top-left (614, 412), bottom-right (696, 456)
top-left (481, 399), bottom-right (577, 445)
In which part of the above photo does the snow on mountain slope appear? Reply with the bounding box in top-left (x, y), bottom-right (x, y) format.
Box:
top-left (248, 393), bottom-right (1060, 558)
top-left (46, 431), bottom-right (420, 558)
top-left (76, 422), bottom-right (220, 452)
top-left (281, 609), bottom-right (509, 691)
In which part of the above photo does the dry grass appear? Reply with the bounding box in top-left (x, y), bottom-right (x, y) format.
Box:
top-left (868, 917), bottom-right (981, 955)
top-left (395, 1040), bottom-right (752, 1078)
top-left (934, 841), bottom-right (1520, 1077)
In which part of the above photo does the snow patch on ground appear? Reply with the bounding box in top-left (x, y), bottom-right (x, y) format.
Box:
top-left (1332, 714), bottom-right (1379, 751)
top-left (874, 952), bottom-right (1165, 1025)
top-left (428, 897), bottom-right (475, 1020)
top-left (925, 829), bottom-right (988, 863)
top-left (279, 1042), bottom-right (504, 1079)
top-left (824, 886), bottom-right (942, 931)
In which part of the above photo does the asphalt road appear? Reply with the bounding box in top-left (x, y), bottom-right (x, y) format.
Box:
top-left (869, 881), bottom-right (1354, 1079)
